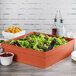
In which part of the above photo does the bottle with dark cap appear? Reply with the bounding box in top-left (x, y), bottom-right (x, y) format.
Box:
top-left (59, 18), bottom-right (65, 37)
top-left (56, 10), bottom-right (65, 37)
top-left (52, 17), bottom-right (57, 35)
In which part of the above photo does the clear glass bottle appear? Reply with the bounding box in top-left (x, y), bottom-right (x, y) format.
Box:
top-left (59, 19), bottom-right (65, 37)
top-left (52, 17), bottom-right (57, 35)
top-left (56, 10), bottom-right (61, 36)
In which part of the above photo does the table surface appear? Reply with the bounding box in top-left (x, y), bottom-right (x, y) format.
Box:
top-left (0, 56), bottom-right (76, 76)
top-left (0, 38), bottom-right (76, 76)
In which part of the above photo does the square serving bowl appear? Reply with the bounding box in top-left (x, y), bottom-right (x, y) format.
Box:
top-left (1, 32), bottom-right (75, 68)
top-left (2, 30), bottom-right (26, 39)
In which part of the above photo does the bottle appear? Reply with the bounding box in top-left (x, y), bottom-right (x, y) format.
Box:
top-left (52, 17), bottom-right (57, 35)
top-left (56, 10), bottom-right (61, 36)
top-left (56, 10), bottom-right (65, 37)
top-left (59, 19), bottom-right (65, 37)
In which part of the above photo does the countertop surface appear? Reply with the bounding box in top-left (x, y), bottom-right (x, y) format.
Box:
top-left (0, 56), bottom-right (76, 76)
top-left (0, 38), bottom-right (76, 76)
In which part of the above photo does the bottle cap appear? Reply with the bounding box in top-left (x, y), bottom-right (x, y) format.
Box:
top-left (54, 17), bottom-right (57, 22)
top-left (60, 19), bottom-right (63, 23)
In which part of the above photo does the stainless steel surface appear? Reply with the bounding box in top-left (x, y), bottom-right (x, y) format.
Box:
top-left (0, 56), bottom-right (76, 76)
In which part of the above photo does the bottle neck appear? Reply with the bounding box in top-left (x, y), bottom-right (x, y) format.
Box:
top-left (60, 19), bottom-right (63, 27)
top-left (54, 21), bottom-right (57, 27)
top-left (60, 22), bottom-right (63, 27)
top-left (54, 17), bottom-right (57, 25)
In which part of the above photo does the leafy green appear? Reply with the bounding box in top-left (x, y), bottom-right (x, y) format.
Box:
top-left (0, 40), bottom-right (5, 43)
top-left (6, 33), bottom-right (68, 52)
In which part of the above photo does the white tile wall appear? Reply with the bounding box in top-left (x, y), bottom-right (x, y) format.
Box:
top-left (0, 0), bottom-right (75, 37)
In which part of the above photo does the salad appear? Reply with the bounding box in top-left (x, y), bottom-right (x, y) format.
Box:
top-left (6, 33), bottom-right (68, 52)
top-left (0, 40), bottom-right (5, 43)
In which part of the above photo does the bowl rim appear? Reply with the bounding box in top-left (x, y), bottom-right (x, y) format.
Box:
top-left (2, 30), bottom-right (25, 34)
top-left (0, 52), bottom-right (14, 58)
